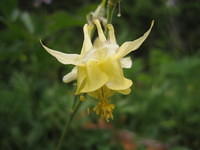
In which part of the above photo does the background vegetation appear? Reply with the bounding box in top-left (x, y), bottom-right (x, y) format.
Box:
top-left (0, 0), bottom-right (200, 150)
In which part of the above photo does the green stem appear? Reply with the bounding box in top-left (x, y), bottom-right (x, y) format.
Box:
top-left (55, 97), bottom-right (82, 150)
top-left (101, 0), bottom-right (107, 7)
top-left (104, 0), bottom-right (117, 35)
top-left (106, 0), bottom-right (117, 24)
top-left (72, 94), bottom-right (78, 108)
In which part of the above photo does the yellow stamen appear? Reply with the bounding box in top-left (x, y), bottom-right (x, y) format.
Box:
top-left (93, 99), bottom-right (115, 122)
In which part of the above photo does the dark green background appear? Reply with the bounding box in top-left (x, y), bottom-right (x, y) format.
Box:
top-left (0, 0), bottom-right (200, 150)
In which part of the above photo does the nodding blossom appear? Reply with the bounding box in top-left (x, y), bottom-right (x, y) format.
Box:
top-left (41, 19), bottom-right (154, 121)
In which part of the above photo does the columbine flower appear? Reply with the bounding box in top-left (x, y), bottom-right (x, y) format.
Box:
top-left (41, 19), bottom-right (154, 121)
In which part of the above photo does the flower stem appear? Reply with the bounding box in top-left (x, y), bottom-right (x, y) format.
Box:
top-left (55, 97), bottom-right (82, 150)
top-left (104, 0), bottom-right (117, 36)
top-left (101, 0), bottom-right (107, 7)
top-left (107, 0), bottom-right (117, 24)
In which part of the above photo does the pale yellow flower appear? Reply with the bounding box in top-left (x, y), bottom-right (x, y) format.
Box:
top-left (41, 19), bottom-right (154, 121)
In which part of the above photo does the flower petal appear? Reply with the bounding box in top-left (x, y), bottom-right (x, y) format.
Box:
top-left (120, 57), bottom-right (132, 68)
top-left (80, 24), bottom-right (93, 55)
top-left (75, 66), bottom-right (87, 94)
top-left (88, 86), bottom-right (113, 99)
top-left (76, 60), bottom-right (108, 94)
top-left (63, 67), bottom-right (77, 83)
top-left (93, 38), bottom-right (103, 48)
top-left (118, 88), bottom-right (131, 95)
top-left (116, 20), bottom-right (154, 58)
top-left (40, 40), bottom-right (80, 65)
top-left (107, 24), bottom-right (116, 43)
top-left (94, 19), bottom-right (106, 42)
top-left (100, 58), bottom-right (132, 90)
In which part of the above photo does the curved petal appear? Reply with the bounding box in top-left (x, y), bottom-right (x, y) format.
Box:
top-left (107, 24), bottom-right (116, 43)
top-left (80, 24), bottom-right (93, 55)
top-left (118, 88), bottom-right (131, 95)
top-left (120, 57), bottom-right (132, 68)
top-left (76, 60), bottom-right (108, 94)
top-left (63, 67), bottom-right (77, 83)
top-left (88, 86), bottom-right (113, 99)
top-left (93, 38), bottom-right (103, 48)
top-left (94, 19), bottom-right (106, 42)
top-left (100, 58), bottom-right (132, 91)
top-left (116, 20), bottom-right (154, 58)
top-left (41, 41), bottom-right (80, 65)
top-left (75, 66), bottom-right (87, 94)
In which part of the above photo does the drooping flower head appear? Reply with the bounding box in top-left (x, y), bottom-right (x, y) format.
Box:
top-left (41, 19), bottom-right (154, 121)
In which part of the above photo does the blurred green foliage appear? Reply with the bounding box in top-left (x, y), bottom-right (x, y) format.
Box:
top-left (0, 0), bottom-right (200, 150)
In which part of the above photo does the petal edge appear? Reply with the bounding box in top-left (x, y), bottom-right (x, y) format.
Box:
top-left (40, 40), bottom-right (80, 65)
top-left (63, 67), bottom-right (77, 83)
top-left (116, 20), bottom-right (154, 58)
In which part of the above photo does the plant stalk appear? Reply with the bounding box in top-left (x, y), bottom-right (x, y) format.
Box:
top-left (55, 97), bottom-right (82, 150)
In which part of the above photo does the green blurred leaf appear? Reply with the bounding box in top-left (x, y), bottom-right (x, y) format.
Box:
top-left (20, 12), bottom-right (35, 34)
top-left (45, 11), bottom-right (84, 35)
top-left (0, 0), bottom-right (17, 17)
